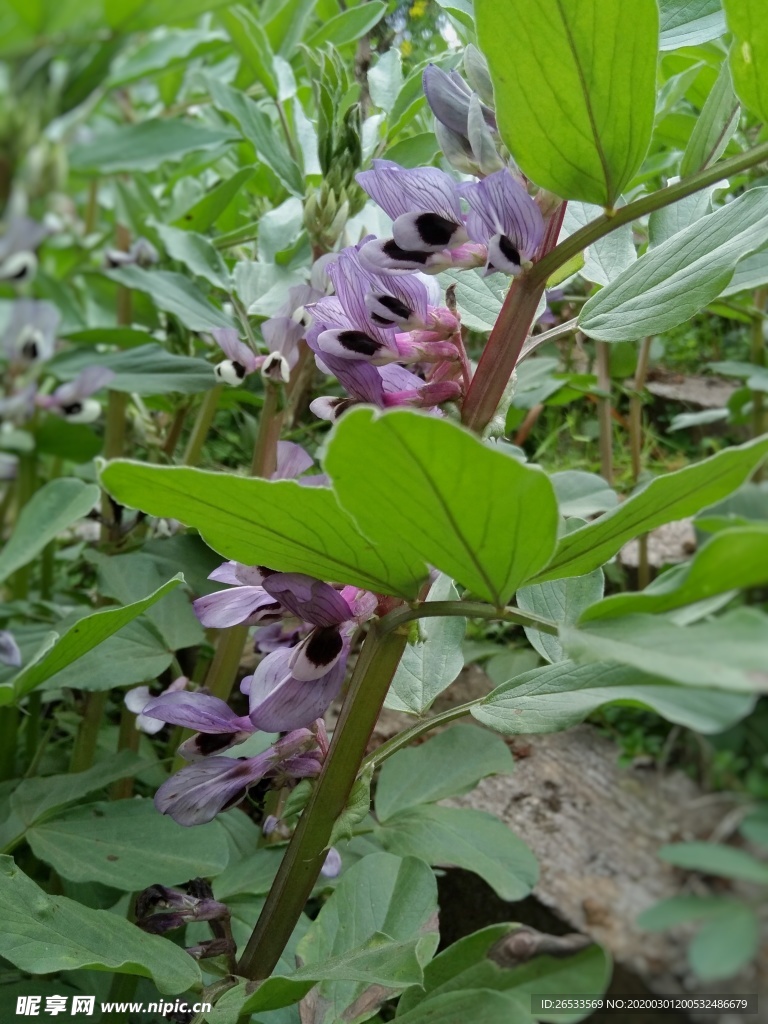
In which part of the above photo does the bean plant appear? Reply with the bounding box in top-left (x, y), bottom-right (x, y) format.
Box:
top-left (1, 0), bottom-right (768, 1021)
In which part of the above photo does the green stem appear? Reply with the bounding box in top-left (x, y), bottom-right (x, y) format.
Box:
top-left (751, 287), bottom-right (768, 463)
top-left (251, 384), bottom-right (282, 477)
top-left (0, 707), bottom-right (19, 781)
top-left (596, 341), bottom-right (613, 486)
top-left (110, 704), bottom-right (140, 799)
top-left (183, 385), bottom-right (223, 467)
top-left (237, 625), bottom-right (408, 980)
top-left (379, 600), bottom-right (559, 636)
top-left (100, 391), bottom-right (129, 544)
top-left (69, 691), bottom-right (108, 773)
top-left (102, 973), bottom-right (138, 1024)
top-left (24, 691), bottom-right (41, 767)
top-left (11, 451), bottom-right (37, 600)
top-left (631, 338), bottom-right (653, 590)
top-left (364, 700), bottom-right (480, 771)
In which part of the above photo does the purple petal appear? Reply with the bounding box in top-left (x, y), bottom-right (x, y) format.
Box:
top-left (142, 691), bottom-right (253, 733)
top-left (261, 317), bottom-right (304, 366)
top-left (193, 587), bottom-right (282, 628)
top-left (2, 300), bottom-right (59, 363)
top-left (0, 630), bottom-right (22, 668)
top-left (53, 366), bottom-right (115, 405)
top-left (211, 328), bottom-right (256, 368)
top-left (154, 755), bottom-right (271, 826)
top-left (249, 653), bottom-right (347, 732)
top-left (356, 161), bottom-right (463, 225)
top-left (320, 847), bottom-right (343, 878)
top-left (273, 441), bottom-right (314, 480)
top-left (260, 573), bottom-right (352, 626)
top-left (357, 238), bottom-right (440, 275)
top-left (325, 247), bottom-right (395, 347)
top-left (460, 171), bottom-right (545, 267)
top-left (287, 626), bottom-right (346, 681)
top-left (208, 562), bottom-right (268, 587)
top-left (423, 64), bottom-right (472, 135)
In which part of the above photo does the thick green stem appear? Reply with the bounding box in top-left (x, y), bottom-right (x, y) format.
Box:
top-left (11, 451), bottom-right (37, 600)
top-left (0, 707), bottom-right (19, 781)
top-left (100, 391), bottom-right (129, 544)
top-left (596, 341), bottom-right (613, 486)
top-left (630, 338), bottom-right (653, 589)
top-left (183, 385), bottom-right (223, 466)
top-left (69, 691), bottom-right (108, 773)
top-left (237, 626), bottom-right (408, 980)
top-left (110, 704), bottom-right (140, 799)
top-left (379, 599), bottom-right (558, 636)
top-left (251, 384), bottom-right (282, 477)
top-left (364, 700), bottom-right (480, 770)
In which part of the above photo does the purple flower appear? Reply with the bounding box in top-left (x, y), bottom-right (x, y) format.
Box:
top-left (154, 728), bottom-right (324, 826)
top-left (211, 328), bottom-right (263, 386)
top-left (0, 384), bottom-right (37, 425)
top-left (260, 317), bottom-right (304, 383)
top-left (135, 882), bottom-right (229, 934)
top-left (105, 237), bottom-right (159, 269)
top-left (141, 689), bottom-right (256, 759)
top-left (356, 161), bottom-right (479, 273)
top-left (244, 645), bottom-right (349, 731)
top-left (459, 169), bottom-right (545, 275)
top-left (320, 847), bottom-right (343, 878)
top-left (0, 213), bottom-right (49, 284)
top-left (124, 675), bottom-right (189, 735)
top-left (0, 630), bottom-right (21, 668)
top-left (2, 300), bottom-right (59, 365)
top-left (422, 64), bottom-right (496, 138)
top-left (37, 366), bottom-right (115, 423)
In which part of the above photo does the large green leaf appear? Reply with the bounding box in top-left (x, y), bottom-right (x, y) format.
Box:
top-left (659, 0), bottom-right (727, 48)
top-left (397, 923), bottom-right (611, 1024)
top-left (5, 575), bottom-right (183, 703)
top-left (99, 461), bottom-right (426, 597)
top-left (724, 0), bottom-right (768, 122)
top-left (579, 189), bottom-right (768, 341)
top-left (530, 435), bottom-right (768, 583)
top-left (475, 0), bottom-right (658, 206)
top-left (377, 806), bottom-right (538, 902)
top-left (325, 409), bottom-right (559, 605)
top-left (296, 853), bottom-right (438, 1024)
top-left (0, 478), bottom-right (99, 584)
top-left (398, 990), bottom-right (532, 1024)
top-left (0, 856), bottom-right (200, 993)
top-left (561, 608), bottom-right (768, 692)
top-left (48, 343), bottom-right (217, 395)
top-left (385, 575), bottom-right (466, 715)
top-left (472, 660), bottom-right (754, 735)
top-left (27, 799), bottom-right (229, 890)
top-left (581, 526), bottom-right (768, 621)
top-left (375, 725), bottom-right (514, 822)
top-left (69, 120), bottom-right (237, 173)
top-left (103, 268), bottom-right (234, 331)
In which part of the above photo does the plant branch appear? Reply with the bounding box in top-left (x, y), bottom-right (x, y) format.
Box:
top-left (378, 600), bottom-right (559, 636)
top-left (364, 700), bottom-right (481, 771)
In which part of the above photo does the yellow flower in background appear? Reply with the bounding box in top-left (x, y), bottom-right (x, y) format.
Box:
top-left (410, 0), bottom-right (428, 18)
top-left (400, 38), bottom-right (413, 57)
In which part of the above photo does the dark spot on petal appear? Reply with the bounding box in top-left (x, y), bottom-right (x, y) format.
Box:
top-left (256, 566), bottom-right (277, 578)
top-left (499, 235), bottom-right (521, 267)
top-left (107, 854), bottom-right (119, 861)
top-left (62, 402), bottom-right (83, 416)
top-left (196, 733), bottom-right (238, 756)
top-left (232, 360), bottom-right (246, 378)
top-left (220, 786), bottom-right (250, 811)
top-left (338, 331), bottom-right (382, 356)
top-left (382, 240), bottom-right (429, 265)
top-left (415, 213), bottom-right (460, 247)
top-left (304, 626), bottom-right (343, 668)
top-left (371, 294), bottom-right (412, 322)
top-left (21, 340), bottom-right (39, 360)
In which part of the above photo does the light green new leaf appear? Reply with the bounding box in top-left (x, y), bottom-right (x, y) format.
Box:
top-left (306, 1), bottom-right (386, 47)
top-left (49, 343), bottom-right (218, 395)
top-left (581, 527), bottom-right (768, 622)
top-left (561, 608), bottom-right (768, 693)
top-left (659, 0), bottom-right (727, 49)
top-left (385, 575), bottom-right (466, 715)
top-left (296, 853), bottom-right (438, 1024)
top-left (100, 461), bottom-right (426, 597)
top-left (155, 224), bottom-right (229, 289)
top-left (5, 575), bottom-right (183, 702)
top-left (680, 59), bottom-right (740, 175)
top-left (375, 725), bottom-right (514, 822)
top-left (27, 799), bottom-right (229, 890)
top-left (378, 806), bottom-right (538, 902)
top-left (105, 267), bottom-right (234, 331)
top-left (0, 478), bottom-right (98, 584)
top-left (397, 923), bottom-right (611, 1023)
top-left (476, 0), bottom-right (658, 206)
top-left (579, 189), bottom-right (768, 342)
top-left (70, 120), bottom-right (237, 174)
top-left (219, 6), bottom-right (278, 98)
top-left (530, 435), bottom-right (768, 584)
top-left (326, 409), bottom-right (559, 605)
top-left (724, 0), bottom-right (768, 122)
top-left (0, 856), bottom-right (200, 993)
top-left (472, 660), bottom-right (754, 736)
top-left (172, 167), bottom-right (255, 232)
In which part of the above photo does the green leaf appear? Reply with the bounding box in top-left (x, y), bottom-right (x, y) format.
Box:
top-left (103, 268), bottom-right (234, 332)
top-left (375, 725), bottom-right (515, 822)
top-left (385, 575), bottom-right (466, 715)
top-left (658, 841), bottom-right (768, 883)
top-left (0, 856), bottom-right (200, 993)
top-left (369, 49), bottom-right (403, 111)
top-left (397, 923), bottom-right (611, 1024)
top-left (383, 133), bottom-right (440, 169)
top-left (561, 607), bottom-right (768, 693)
top-left (108, 0), bottom-right (239, 32)
top-left (377, 806), bottom-right (538, 902)
top-left (680, 59), bottom-right (739, 175)
top-left (437, 269), bottom-right (509, 332)
top-left (305, 1), bottom-right (386, 47)
top-left (219, 6), bottom-right (278, 98)
top-left (325, 409), bottom-right (559, 605)
top-left (49, 343), bottom-right (218, 395)
top-left (517, 569), bottom-right (604, 663)
top-left (562, 202), bottom-right (636, 287)
top-left (0, 478), bottom-right (99, 584)
top-left (172, 167), bottom-right (255, 232)
top-left (581, 527), bottom-right (768, 622)
top-left (296, 853), bottom-right (438, 1024)
top-left (33, 418), bottom-right (102, 463)
top-left (398, 990), bottom-right (531, 1024)
top-left (579, 189), bottom-right (768, 342)
top-left (155, 223), bottom-right (230, 289)
top-left (472, 660), bottom-right (754, 736)
top-left (659, 0), bottom-right (727, 48)
top-left (689, 904), bottom-right (759, 979)
top-left (69, 120), bottom-right (237, 174)
top-left (530, 435), bottom-right (768, 584)
top-left (476, 0), bottom-right (658, 206)
top-left (265, 0), bottom-right (319, 56)
top-left (550, 470), bottom-right (618, 518)
top-left (724, 0), bottom-right (768, 122)
top-left (27, 799), bottom-right (229, 890)
top-left (213, 846), bottom-right (283, 900)
top-left (99, 461), bottom-right (426, 597)
top-left (42, 619), bottom-right (174, 692)
top-left (6, 575), bottom-right (183, 702)
top-left (108, 27), bottom-right (226, 88)
top-left (638, 894), bottom-right (741, 931)
top-left (741, 807), bottom-right (768, 846)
